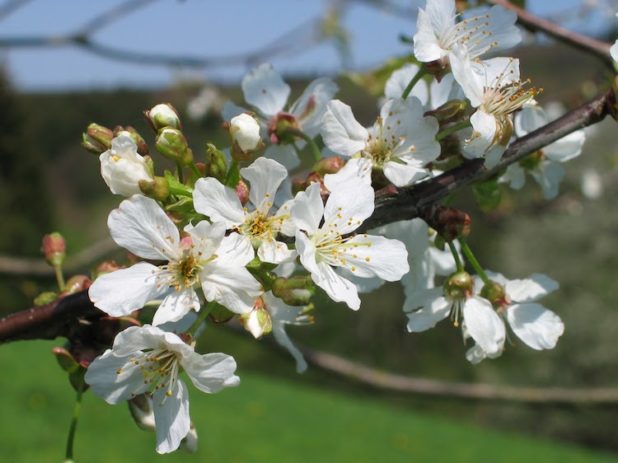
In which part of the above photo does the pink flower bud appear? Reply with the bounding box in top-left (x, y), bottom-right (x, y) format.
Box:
top-left (42, 232), bottom-right (66, 267)
top-left (236, 179), bottom-right (250, 205)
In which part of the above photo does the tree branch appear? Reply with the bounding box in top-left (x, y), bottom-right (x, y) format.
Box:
top-left (488, 0), bottom-right (614, 68)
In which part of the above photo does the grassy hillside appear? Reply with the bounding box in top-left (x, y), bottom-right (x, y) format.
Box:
top-left (0, 340), bottom-right (616, 463)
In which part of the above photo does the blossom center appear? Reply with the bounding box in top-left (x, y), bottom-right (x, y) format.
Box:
top-left (121, 348), bottom-right (180, 398)
top-left (166, 252), bottom-right (203, 290)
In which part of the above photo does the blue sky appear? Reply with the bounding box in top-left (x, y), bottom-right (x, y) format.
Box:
top-left (0, 0), bottom-right (612, 91)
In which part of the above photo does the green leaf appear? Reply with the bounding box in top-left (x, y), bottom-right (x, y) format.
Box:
top-left (472, 178), bottom-right (502, 212)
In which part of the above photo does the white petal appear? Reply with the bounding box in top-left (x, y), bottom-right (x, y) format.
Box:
top-left (323, 181), bottom-right (374, 234)
top-left (463, 296), bottom-right (505, 355)
top-left (152, 289), bottom-right (200, 326)
top-left (182, 352), bottom-right (240, 393)
top-left (240, 157), bottom-right (288, 213)
top-left (531, 162), bottom-right (565, 200)
top-left (383, 160), bottom-right (429, 187)
top-left (85, 350), bottom-right (149, 404)
top-left (241, 63), bottom-right (290, 117)
top-left (507, 303), bottom-right (564, 350)
top-left (320, 100), bottom-right (368, 157)
top-left (311, 261), bottom-right (361, 310)
top-left (294, 231), bottom-right (320, 275)
top-left (112, 325), bottom-right (188, 356)
top-left (341, 234), bottom-right (409, 281)
top-left (108, 195), bottom-right (180, 261)
top-left (406, 293), bottom-right (451, 332)
top-left (153, 380), bottom-right (191, 454)
top-left (429, 73), bottom-right (461, 109)
top-left (515, 104), bottom-right (546, 136)
top-left (291, 182), bottom-right (324, 235)
top-left (258, 239), bottom-right (295, 264)
top-left (384, 64), bottom-right (429, 104)
top-left (505, 273), bottom-right (559, 303)
top-left (272, 323), bottom-right (308, 373)
top-left (324, 157), bottom-right (373, 192)
top-left (611, 39), bottom-right (618, 63)
top-left (290, 77), bottom-right (339, 136)
top-left (217, 232), bottom-right (255, 267)
top-left (193, 177), bottom-right (245, 227)
top-left (544, 129), bottom-right (585, 163)
top-left (89, 263), bottom-right (164, 317)
top-left (463, 110), bottom-right (498, 158)
top-left (413, 1), bottom-right (454, 62)
top-left (200, 263), bottom-right (261, 314)
top-left (502, 164), bottom-right (526, 190)
top-left (184, 220), bottom-right (226, 260)
top-left (449, 51), bottom-right (484, 107)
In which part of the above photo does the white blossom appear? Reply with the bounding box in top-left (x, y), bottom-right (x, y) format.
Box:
top-left (85, 325), bottom-right (239, 454)
top-left (413, 0), bottom-right (520, 64)
top-left (321, 97), bottom-right (440, 187)
top-left (89, 195), bottom-right (262, 324)
top-left (467, 272), bottom-right (564, 363)
top-left (292, 181), bottom-right (409, 310)
top-left (193, 157), bottom-right (296, 264)
top-left (99, 133), bottom-right (153, 197)
top-left (502, 103), bottom-right (586, 199)
top-left (450, 53), bottom-right (539, 167)
top-left (224, 64), bottom-right (338, 169)
top-left (406, 286), bottom-right (506, 357)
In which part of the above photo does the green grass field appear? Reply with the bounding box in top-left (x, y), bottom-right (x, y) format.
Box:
top-left (0, 340), bottom-right (616, 463)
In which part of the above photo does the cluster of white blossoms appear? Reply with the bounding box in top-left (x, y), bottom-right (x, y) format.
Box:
top-left (79, 0), bottom-right (592, 455)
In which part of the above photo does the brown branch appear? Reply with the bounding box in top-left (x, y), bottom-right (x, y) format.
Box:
top-left (0, 0), bottom-right (33, 21)
top-left (0, 238), bottom-right (117, 277)
top-left (302, 346), bottom-right (618, 404)
top-left (0, 90), bottom-right (614, 344)
top-left (489, 0), bottom-right (614, 68)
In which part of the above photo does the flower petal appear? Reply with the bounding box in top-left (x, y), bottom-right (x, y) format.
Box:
top-left (89, 263), bottom-right (165, 317)
top-left (291, 182), bottom-right (324, 235)
top-left (506, 303), bottom-right (564, 350)
top-left (153, 380), bottom-right (191, 454)
top-left (240, 157), bottom-right (288, 213)
top-left (258, 239), bottom-right (295, 264)
top-left (324, 157), bottom-right (372, 192)
top-left (463, 296), bottom-right (505, 355)
top-left (341, 234), bottom-right (409, 281)
top-left (217, 232), bottom-right (255, 267)
top-left (320, 100), bottom-right (368, 157)
top-left (85, 350), bottom-right (149, 404)
top-left (384, 64), bottom-right (429, 104)
top-left (193, 177), bottom-right (245, 227)
top-left (183, 352), bottom-right (240, 393)
top-left (152, 289), bottom-right (200, 326)
top-left (108, 195), bottom-right (180, 261)
top-left (406, 292), bottom-right (451, 332)
top-left (241, 63), bottom-right (290, 117)
top-left (201, 264), bottom-right (261, 314)
top-left (323, 181), bottom-right (374, 234)
top-left (505, 273), bottom-right (559, 303)
top-left (290, 77), bottom-right (339, 136)
top-left (312, 261), bottom-right (361, 310)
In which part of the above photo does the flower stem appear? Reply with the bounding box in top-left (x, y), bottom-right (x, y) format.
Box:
top-left (54, 264), bottom-right (65, 292)
top-left (64, 385), bottom-right (84, 461)
top-left (401, 65), bottom-right (426, 100)
top-left (436, 120), bottom-right (472, 141)
top-left (458, 238), bottom-right (490, 284)
top-left (295, 130), bottom-right (322, 162)
top-left (176, 162), bottom-right (185, 184)
top-left (447, 240), bottom-right (463, 272)
top-left (188, 301), bottom-right (215, 336)
top-left (189, 163), bottom-right (202, 180)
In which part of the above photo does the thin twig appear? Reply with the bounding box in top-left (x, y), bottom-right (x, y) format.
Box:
top-left (73, 0), bottom-right (159, 36)
top-left (0, 238), bottom-right (117, 277)
top-left (489, 0), bottom-right (614, 68)
top-left (0, 0), bottom-right (33, 21)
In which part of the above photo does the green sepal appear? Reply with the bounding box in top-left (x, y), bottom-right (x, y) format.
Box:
top-left (208, 302), bottom-right (235, 324)
top-left (224, 159), bottom-right (241, 188)
top-left (164, 170), bottom-right (193, 196)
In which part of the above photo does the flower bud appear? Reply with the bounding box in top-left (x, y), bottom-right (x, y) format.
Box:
top-left (240, 297), bottom-right (272, 339)
top-left (272, 276), bottom-right (314, 306)
top-left (480, 281), bottom-right (508, 309)
top-left (100, 134), bottom-right (155, 197)
top-left (62, 275), bottom-right (92, 295)
top-left (427, 206), bottom-right (471, 241)
top-left (267, 112), bottom-right (299, 144)
top-left (94, 260), bottom-right (121, 277)
top-left (425, 99), bottom-right (468, 125)
top-left (144, 103), bottom-right (181, 131)
top-left (128, 395), bottom-right (156, 431)
top-left (205, 143), bottom-right (228, 181)
top-left (425, 57), bottom-right (450, 81)
top-left (236, 179), bottom-right (250, 205)
top-left (115, 126), bottom-right (149, 156)
top-left (229, 113), bottom-right (261, 152)
top-left (52, 346), bottom-right (80, 374)
top-left (42, 232), bottom-right (66, 267)
top-left (81, 123), bottom-right (113, 154)
top-left (444, 271), bottom-right (473, 300)
top-left (139, 176), bottom-right (170, 201)
top-left (156, 128), bottom-right (193, 165)
top-left (34, 291), bottom-right (57, 306)
top-left (313, 156), bottom-right (345, 175)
